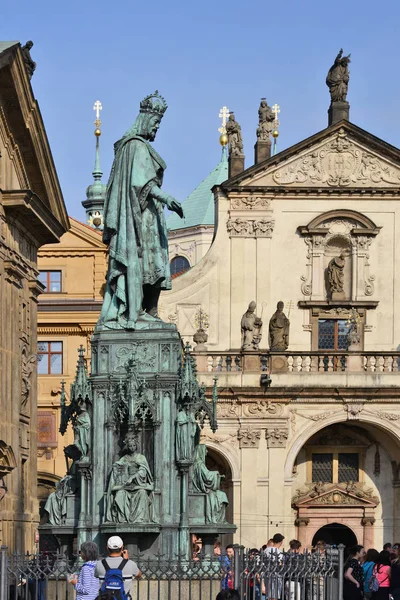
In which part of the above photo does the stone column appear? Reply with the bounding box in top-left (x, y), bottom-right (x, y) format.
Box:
top-left (362, 517), bottom-right (375, 549)
top-left (295, 517), bottom-right (310, 547)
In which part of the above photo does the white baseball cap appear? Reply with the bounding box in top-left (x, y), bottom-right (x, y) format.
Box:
top-left (107, 536), bottom-right (124, 550)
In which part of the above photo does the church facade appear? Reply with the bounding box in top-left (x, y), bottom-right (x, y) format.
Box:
top-left (35, 61), bottom-right (400, 550)
top-left (160, 115), bottom-right (400, 549)
top-left (0, 41), bottom-right (68, 551)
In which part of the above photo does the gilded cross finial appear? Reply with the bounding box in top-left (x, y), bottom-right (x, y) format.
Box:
top-left (272, 103), bottom-right (280, 121)
top-left (218, 106), bottom-right (230, 134)
top-left (93, 100), bottom-right (102, 134)
top-left (271, 103), bottom-right (281, 155)
top-left (218, 106), bottom-right (230, 148)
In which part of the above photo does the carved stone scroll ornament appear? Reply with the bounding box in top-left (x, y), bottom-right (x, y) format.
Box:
top-left (344, 403), bottom-right (364, 421)
top-left (227, 218), bottom-right (275, 238)
top-left (243, 400), bottom-right (283, 417)
top-left (273, 129), bottom-right (400, 187)
top-left (238, 427), bottom-right (262, 448)
top-left (231, 197), bottom-right (271, 210)
top-left (265, 428), bottom-right (288, 448)
top-left (253, 219), bottom-right (275, 237)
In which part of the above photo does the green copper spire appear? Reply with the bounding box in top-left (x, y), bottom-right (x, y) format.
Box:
top-left (82, 100), bottom-right (106, 230)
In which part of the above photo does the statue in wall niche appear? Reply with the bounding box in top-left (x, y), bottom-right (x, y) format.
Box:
top-left (326, 49), bottom-right (351, 103)
top-left (269, 301), bottom-right (290, 351)
top-left (192, 445), bottom-right (228, 524)
top-left (176, 406), bottom-right (199, 462)
top-left (97, 91), bottom-right (184, 330)
top-left (327, 252), bottom-right (346, 294)
top-left (72, 400), bottom-right (91, 458)
top-left (44, 474), bottom-right (74, 526)
top-left (241, 301), bottom-right (263, 351)
top-left (106, 431), bottom-right (155, 523)
top-left (226, 112), bottom-right (244, 156)
top-left (257, 98), bottom-right (275, 142)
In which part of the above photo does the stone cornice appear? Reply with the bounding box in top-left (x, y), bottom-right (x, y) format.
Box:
top-left (2, 190), bottom-right (66, 245)
top-left (0, 44), bottom-right (69, 232)
top-left (38, 324), bottom-right (95, 336)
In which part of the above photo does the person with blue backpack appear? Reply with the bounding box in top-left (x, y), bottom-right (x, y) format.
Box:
top-left (69, 541), bottom-right (100, 600)
top-left (95, 536), bottom-right (142, 600)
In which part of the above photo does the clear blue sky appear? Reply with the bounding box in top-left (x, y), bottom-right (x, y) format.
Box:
top-left (2, 0), bottom-right (400, 221)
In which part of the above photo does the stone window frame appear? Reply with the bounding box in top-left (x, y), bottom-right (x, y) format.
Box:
top-left (170, 255), bottom-right (190, 277)
top-left (306, 446), bottom-right (365, 484)
top-left (298, 209), bottom-right (380, 302)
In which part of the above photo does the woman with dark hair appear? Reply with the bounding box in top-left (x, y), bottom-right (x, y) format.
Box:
top-left (344, 545), bottom-right (364, 600)
top-left (372, 550), bottom-right (391, 600)
top-left (363, 549), bottom-right (379, 600)
top-left (69, 541), bottom-right (100, 600)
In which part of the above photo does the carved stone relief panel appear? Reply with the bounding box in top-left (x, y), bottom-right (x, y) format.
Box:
top-left (265, 428), bottom-right (288, 448)
top-left (238, 427), bottom-right (262, 448)
top-left (272, 129), bottom-right (400, 187)
top-left (227, 218), bottom-right (275, 238)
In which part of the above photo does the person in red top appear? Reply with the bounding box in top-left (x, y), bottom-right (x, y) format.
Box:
top-left (372, 550), bottom-right (391, 600)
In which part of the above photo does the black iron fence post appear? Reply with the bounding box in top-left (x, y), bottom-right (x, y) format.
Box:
top-left (233, 544), bottom-right (244, 590)
top-left (338, 543), bottom-right (345, 600)
top-left (0, 545), bottom-right (7, 600)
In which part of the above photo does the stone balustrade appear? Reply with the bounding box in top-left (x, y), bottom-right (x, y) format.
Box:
top-left (192, 350), bottom-right (400, 375)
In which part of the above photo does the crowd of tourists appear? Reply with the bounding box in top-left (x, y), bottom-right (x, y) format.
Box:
top-left (343, 542), bottom-right (400, 600)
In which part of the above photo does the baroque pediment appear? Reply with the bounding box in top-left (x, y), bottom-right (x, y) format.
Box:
top-left (292, 482), bottom-right (379, 508)
top-left (231, 122), bottom-right (400, 189)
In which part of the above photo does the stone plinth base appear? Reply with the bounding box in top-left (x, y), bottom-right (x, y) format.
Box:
top-left (254, 140), bottom-right (271, 163)
top-left (131, 578), bottom-right (221, 600)
top-left (328, 101), bottom-right (350, 125)
top-left (331, 291), bottom-right (346, 301)
top-left (347, 353), bottom-right (363, 372)
top-left (228, 155), bottom-right (245, 178)
top-left (242, 352), bottom-right (261, 372)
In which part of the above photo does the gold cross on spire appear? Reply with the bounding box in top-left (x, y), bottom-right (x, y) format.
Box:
top-left (272, 103), bottom-right (280, 121)
top-left (93, 100), bottom-right (102, 137)
top-left (218, 106), bottom-right (230, 134)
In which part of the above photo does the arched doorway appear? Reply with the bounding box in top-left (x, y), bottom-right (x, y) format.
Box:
top-left (290, 421), bottom-right (396, 549)
top-left (312, 523), bottom-right (357, 548)
top-left (205, 445), bottom-right (233, 545)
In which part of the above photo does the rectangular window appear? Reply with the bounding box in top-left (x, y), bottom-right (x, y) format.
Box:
top-left (37, 342), bottom-right (63, 375)
top-left (338, 453), bottom-right (359, 482)
top-left (312, 453), bottom-right (333, 483)
top-left (318, 319), bottom-right (350, 350)
top-left (38, 271), bottom-right (62, 293)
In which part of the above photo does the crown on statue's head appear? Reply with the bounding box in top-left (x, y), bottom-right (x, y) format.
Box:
top-left (139, 90), bottom-right (168, 117)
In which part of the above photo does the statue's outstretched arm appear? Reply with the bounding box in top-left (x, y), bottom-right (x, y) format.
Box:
top-left (151, 185), bottom-right (184, 219)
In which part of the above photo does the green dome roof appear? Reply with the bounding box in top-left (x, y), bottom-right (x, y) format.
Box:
top-left (85, 179), bottom-right (106, 201)
top-left (167, 148), bottom-right (228, 231)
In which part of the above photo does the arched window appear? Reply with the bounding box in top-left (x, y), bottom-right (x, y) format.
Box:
top-left (170, 255), bottom-right (190, 277)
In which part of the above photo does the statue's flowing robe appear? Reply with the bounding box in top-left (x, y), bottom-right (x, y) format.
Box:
top-left (106, 452), bottom-right (154, 523)
top-left (192, 445), bottom-right (228, 524)
top-left (74, 411), bottom-right (90, 457)
top-left (99, 135), bottom-right (171, 329)
top-left (269, 312), bottom-right (290, 351)
top-left (326, 62), bottom-right (349, 102)
top-left (176, 410), bottom-right (197, 461)
top-left (328, 256), bottom-right (345, 292)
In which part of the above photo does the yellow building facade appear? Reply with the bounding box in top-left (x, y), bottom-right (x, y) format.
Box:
top-left (37, 218), bottom-right (106, 517)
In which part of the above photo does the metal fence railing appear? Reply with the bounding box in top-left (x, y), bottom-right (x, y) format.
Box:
top-left (0, 544), bottom-right (344, 600)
